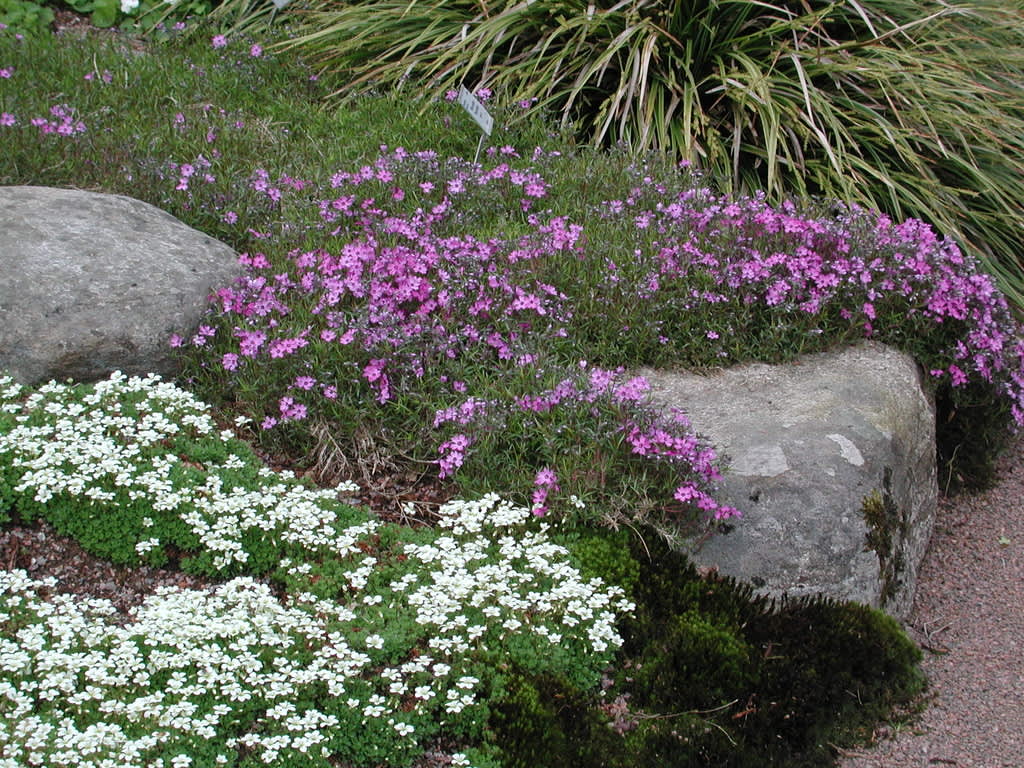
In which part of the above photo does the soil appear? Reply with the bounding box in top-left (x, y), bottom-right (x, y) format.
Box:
top-left (835, 435), bottom-right (1024, 768)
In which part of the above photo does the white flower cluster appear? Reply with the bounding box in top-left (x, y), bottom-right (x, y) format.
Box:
top-left (0, 373), bottom-right (362, 571)
top-left (0, 571), bottom-right (377, 767)
top-left (1, 372), bottom-right (217, 505)
top-left (0, 373), bottom-right (636, 767)
top-left (406, 495), bottom-right (635, 660)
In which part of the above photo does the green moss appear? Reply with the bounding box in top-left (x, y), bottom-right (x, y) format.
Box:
top-left (487, 528), bottom-right (924, 767)
top-left (861, 467), bottom-right (908, 604)
top-left (487, 671), bottom-right (622, 768)
top-left (564, 528), bottom-right (641, 595)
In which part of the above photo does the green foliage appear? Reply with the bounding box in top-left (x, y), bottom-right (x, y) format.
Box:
top-left (563, 528), bottom-right (642, 596)
top-left (62, 0), bottom-right (122, 28)
top-left (487, 671), bottom-right (621, 768)
top-left (935, 381), bottom-right (1015, 493)
top-left (471, 528), bottom-right (925, 767)
top-left (0, 0), bottom-right (53, 35)
top-left (624, 532), bottom-right (924, 764)
top-left (274, 0), bottom-right (1024, 315)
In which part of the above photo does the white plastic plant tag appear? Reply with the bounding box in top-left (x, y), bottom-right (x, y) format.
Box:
top-left (458, 86), bottom-right (494, 136)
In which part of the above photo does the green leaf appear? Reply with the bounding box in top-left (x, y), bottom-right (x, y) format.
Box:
top-left (91, 0), bottom-right (119, 28)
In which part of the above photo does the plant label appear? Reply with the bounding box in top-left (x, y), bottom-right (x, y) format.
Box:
top-left (458, 86), bottom-right (493, 136)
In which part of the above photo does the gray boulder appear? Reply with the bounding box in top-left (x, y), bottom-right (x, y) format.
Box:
top-left (0, 186), bottom-right (240, 386)
top-left (642, 342), bottom-right (937, 618)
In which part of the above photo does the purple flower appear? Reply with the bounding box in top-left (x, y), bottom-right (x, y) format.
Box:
top-left (267, 336), bottom-right (309, 358)
top-left (250, 44), bottom-right (263, 57)
top-left (438, 434), bottom-right (472, 478)
top-left (278, 396), bottom-right (307, 421)
top-left (235, 329), bottom-right (266, 357)
top-left (534, 467), bottom-right (559, 488)
top-left (212, 34), bottom-right (228, 49)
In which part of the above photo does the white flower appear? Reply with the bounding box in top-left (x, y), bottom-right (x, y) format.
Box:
top-left (393, 721), bottom-right (415, 737)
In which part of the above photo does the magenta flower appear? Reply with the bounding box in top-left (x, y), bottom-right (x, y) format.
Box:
top-left (212, 34), bottom-right (228, 49)
top-left (438, 434), bottom-right (472, 478)
top-left (235, 329), bottom-right (266, 357)
top-left (534, 467), bottom-right (559, 488)
top-left (278, 397), bottom-right (307, 421)
top-left (267, 336), bottom-right (309, 358)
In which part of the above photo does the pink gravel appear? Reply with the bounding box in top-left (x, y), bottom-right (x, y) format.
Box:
top-left (836, 435), bottom-right (1024, 768)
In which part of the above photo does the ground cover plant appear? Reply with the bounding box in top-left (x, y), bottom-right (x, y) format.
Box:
top-left (266, 0), bottom-right (1024, 315)
top-left (0, 372), bottom-right (635, 767)
top-left (0, 16), bottom-right (1017, 767)
top-left (0, 372), bottom-right (924, 767)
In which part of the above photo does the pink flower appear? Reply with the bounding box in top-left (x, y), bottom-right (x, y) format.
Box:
top-left (221, 353), bottom-right (239, 371)
top-left (235, 329), bottom-right (266, 357)
top-left (212, 34), bottom-right (228, 49)
top-left (278, 396), bottom-right (307, 421)
top-left (534, 467), bottom-right (559, 489)
top-left (0, 113), bottom-right (15, 127)
top-left (249, 44), bottom-right (263, 57)
top-left (530, 489), bottom-right (548, 517)
top-left (438, 434), bottom-right (472, 478)
top-left (267, 336), bottom-right (309, 358)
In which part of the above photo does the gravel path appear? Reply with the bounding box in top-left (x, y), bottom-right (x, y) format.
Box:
top-left (837, 435), bottom-right (1024, 768)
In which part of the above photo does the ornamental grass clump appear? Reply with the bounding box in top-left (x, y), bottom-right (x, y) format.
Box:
top-left (0, 372), bottom-right (634, 768)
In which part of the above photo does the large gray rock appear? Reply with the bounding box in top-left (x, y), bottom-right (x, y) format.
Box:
top-left (0, 186), bottom-right (240, 385)
top-left (642, 342), bottom-right (936, 618)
